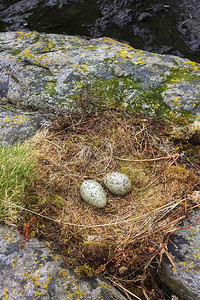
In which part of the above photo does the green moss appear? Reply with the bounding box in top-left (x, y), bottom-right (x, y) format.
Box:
top-left (42, 46), bottom-right (49, 52)
top-left (87, 64), bottom-right (199, 119)
top-left (120, 163), bottom-right (149, 191)
top-left (168, 115), bottom-right (193, 126)
top-left (140, 67), bottom-right (199, 118)
top-left (74, 264), bottom-right (94, 278)
top-left (167, 67), bottom-right (200, 83)
top-left (9, 49), bottom-right (23, 56)
top-left (84, 46), bottom-right (98, 50)
top-left (0, 100), bottom-right (15, 111)
top-left (89, 76), bottom-right (143, 109)
top-left (58, 62), bottom-right (199, 121)
top-left (87, 75), bottom-right (171, 117)
top-left (104, 58), bottom-right (112, 62)
top-left (45, 82), bottom-right (57, 95)
top-left (140, 86), bottom-right (170, 117)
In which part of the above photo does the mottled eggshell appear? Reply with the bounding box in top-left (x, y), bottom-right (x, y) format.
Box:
top-left (103, 172), bottom-right (132, 196)
top-left (80, 180), bottom-right (107, 208)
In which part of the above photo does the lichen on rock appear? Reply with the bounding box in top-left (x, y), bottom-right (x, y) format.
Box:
top-left (158, 210), bottom-right (200, 300)
top-left (0, 31), bottom-right (199, 119)
top-left (0, 225), bottom-right (126, 300)
top-left (0, 104), bottom-right (42, 146)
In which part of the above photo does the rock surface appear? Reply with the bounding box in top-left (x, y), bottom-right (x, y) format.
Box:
top-left (0, 103), bottom-right (46, 146)
top-left (0, 225), bottom-right (126, 300)
top-left (158, 210), bottom-right (200, 300)
top-left (0, 31), bottom-right (200, 119)
top-left (0, 0), bottom-right (199, 62)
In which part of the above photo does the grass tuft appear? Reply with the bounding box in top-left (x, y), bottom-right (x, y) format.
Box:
top-left (0, 142), bottom-right (37, 221)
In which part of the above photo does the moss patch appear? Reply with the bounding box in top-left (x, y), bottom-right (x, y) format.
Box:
top-left (88, 76), bottom-right (142, 108)
top-left (84, 46), bottom-right (98, 50)
top-left (167, 67), bottom-right (200, 83)
top-left (45, 81), bottom-right (57, 95)
top-left (86, 65), bottom-right (199, 119)
top-left (9, 49), bottom-right (23, 56)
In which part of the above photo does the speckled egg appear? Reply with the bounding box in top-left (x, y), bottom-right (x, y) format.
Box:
top-left (80, 180), bottom-right (107, 208)
top-left (103, 172), bottom-right (132, 196)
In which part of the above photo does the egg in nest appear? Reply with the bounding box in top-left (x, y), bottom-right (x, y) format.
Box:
top-left (103, 172), bottom-right (132, 196)
top-left (80, 180), bottom-right (107, 208)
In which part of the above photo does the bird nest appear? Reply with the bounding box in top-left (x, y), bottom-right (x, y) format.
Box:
top-left (21, 109), bottom-right (200, 299)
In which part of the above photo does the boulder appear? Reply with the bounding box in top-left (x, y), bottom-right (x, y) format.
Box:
top-left (158, 210), bottom-right (200, 300)
top-left (0, 0), bottom-right (199, 62)
top-left (0, 103), bottom-right (45, 146)
top-left (0, 31), bottom-right (200, 119)
top-left (0, 225), bottom-right (126, 300)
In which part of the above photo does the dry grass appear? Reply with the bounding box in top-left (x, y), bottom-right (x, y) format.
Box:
top-left (16, 110), bottom-right (200, 299)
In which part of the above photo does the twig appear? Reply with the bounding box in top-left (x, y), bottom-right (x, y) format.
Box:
top-left (115, 154), bottom-right (179, 162)
top-left (145, 215), bottom-right (200, 269)
top-left (162, 247), bottom-right (176, 267)
top-left (101, 141), bottom-right (114, 172)
top-left (109, 111), bottom-right (129, 132)
top-left (109, 110), bottom-right (135, 151)
top-left (108, 278), bottom-right (142, 300)
top-left (44, 138), bottom-right (62, 149)
top-left (134, 215), bottom-right (186, 241)
top-left (0, 198), bottom-right (184, 228)
top-left (136, 285), bottom-right (162, 300)
top-left (134, 123), bottom-right (147, 144)
top-left (164, 216), bottom-right (200, 248)
top-left (61, 251), bottom-right (73, 266)
top-left (46, 116), bottom-right (102, 138)
top-left (184, 155), bottom-right (200, 171)
top-left (140, 154), bottom-right (179, 194)
top-left (142, 289), bottom-right (151, 300)
top-left (123, 290), bottom-right (133, 300)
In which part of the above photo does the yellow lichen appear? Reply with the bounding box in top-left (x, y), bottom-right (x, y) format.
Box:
top-left (58, 269), bottom-right (69, 277)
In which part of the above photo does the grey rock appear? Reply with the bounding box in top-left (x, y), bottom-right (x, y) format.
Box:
top-left (0, 225), bottom-right (126, 300)
top-left (0, 0), bottom-right (199, 62)
top-left (0, 103), bottom-right (43, 146)
top-left (0, 31), bottom-right (200, 119)
top-left (158, 210), bottom-right (200, 300)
